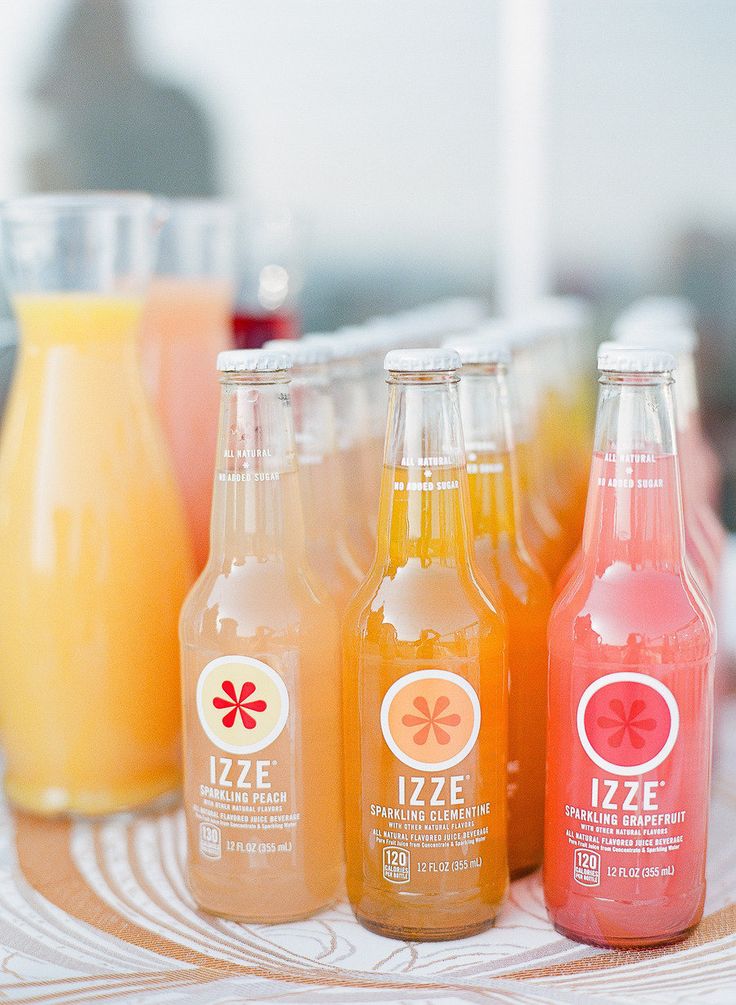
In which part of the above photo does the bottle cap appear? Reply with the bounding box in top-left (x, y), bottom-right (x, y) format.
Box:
top-left (262, 339), bottom-right (333, 366)
top-left (597, 341), bottom-right (676, 374)
top-left (442, 334), bottom-right (511, 366)
top-left (384, 348), bottom-right (461, 372)
top-left (613, 320), bottom-right (697, 355)
top-left (217, 349), bottom-right (292, 373)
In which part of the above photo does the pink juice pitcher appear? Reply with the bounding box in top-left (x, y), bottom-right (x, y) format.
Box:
top-left (141, 199), bottom-right (235, 569)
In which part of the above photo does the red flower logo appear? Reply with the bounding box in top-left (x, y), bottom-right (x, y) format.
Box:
top-left (597, 698), bottom-right (656, 750)
top-left (401, 695), bottom-right (461, 746)
top-left (213, 680), bottom-right (267, 729)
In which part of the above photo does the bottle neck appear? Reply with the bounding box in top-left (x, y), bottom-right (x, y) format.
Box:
top-left (673, 350), bottom-right (699, 432)
top-left (290, 363), bottom-right (341, 543)
top-left (376, 373), bottom-right (475, 567)
top-left (581, 373), bottom-right (686, 574)
top-left (208, 373), bottom-right (305, 563)
top-left (459, 364), bottom-right (521, 542)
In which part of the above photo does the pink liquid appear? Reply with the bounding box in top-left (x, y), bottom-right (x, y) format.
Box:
top-left (140, 277), bottom-right (233, 569)
top-left (232, 309), bottom-right (299, 349)
top-left (545, 452), bottom-right (714, 949)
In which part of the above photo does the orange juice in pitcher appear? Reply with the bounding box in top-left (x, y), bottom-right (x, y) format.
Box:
top-left (0, 193), bottom-right (193, 815)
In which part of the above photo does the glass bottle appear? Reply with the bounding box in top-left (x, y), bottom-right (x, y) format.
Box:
top-left (263, 337), bottom-right (362, 611)
top-left (140, 198), bottom-right (235, 569)
top-left (180, 349), bottom-right (343, 922)
top-left (545, 344), bottom-right (715, 949)
top-left (510, 326), bottom-right (575, 578)
top-left (343, 348), bottom-right (508, 941)
top-left (0, 193), bottom-right (194, 815)
top-left (447, 337), bottom-right (552, 878)
top-left (614, 321), bottom-right (724, 591)
top-left (304, 333), bottom-right (376, 572)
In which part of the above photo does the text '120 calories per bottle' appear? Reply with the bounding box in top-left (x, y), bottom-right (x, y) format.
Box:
top-left (343, 348), bottom-right (509, 941)
top-left (545, 343), bottom-right (715, 949)
top-left (180, 349), bottom-right (343, 923)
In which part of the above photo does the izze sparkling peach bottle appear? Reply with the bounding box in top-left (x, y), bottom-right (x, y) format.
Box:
top-left (447, 337), bottom-right (552, 878)
top-left (343, 348), bottom-right (509, 941)
top-left (180, 349), bottom-right (343, 922)
top-left (545, 344), bottom-right (715, 949)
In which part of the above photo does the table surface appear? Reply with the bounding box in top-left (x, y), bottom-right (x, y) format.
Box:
top-left (1, 704), bottom-right (734, 1005)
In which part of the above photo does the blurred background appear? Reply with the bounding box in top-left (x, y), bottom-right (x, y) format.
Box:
top-left (1, 0), bottom-right (736, 519)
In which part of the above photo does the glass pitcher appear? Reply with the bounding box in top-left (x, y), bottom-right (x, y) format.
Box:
top-left (140, 199), bottom-right (235, 569)
top-left (0, 192), bottom-right (194, 816)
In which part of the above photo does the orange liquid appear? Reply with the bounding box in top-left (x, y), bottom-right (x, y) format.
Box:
top-left (180, 380), bottom-right (343, 922)
top-left (468, 450), bottom-right (551, 877)
top-left (344, 462), bottom-right (508, 940)
top-left (0, 295), bottom-right (193, 815)
top-left (141, 277), bottom-right (233, 568)
top-left (516, 439), bottom-right (571, 580)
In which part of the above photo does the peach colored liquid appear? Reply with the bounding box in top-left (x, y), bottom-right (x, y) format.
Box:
top-left (180, 377), bottom-right (342, 921)
top-left (141, 277), bottom-right (233, 568)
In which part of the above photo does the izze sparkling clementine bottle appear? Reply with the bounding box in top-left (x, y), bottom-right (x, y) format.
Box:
top-left (180, 349), bottom-right (343, 922)
top-left (545, 344), bottom-right (715, 949)
top-left (343, 348), bottom-right (509, 941)
top-left (447, 337), bottom-right (552, 878)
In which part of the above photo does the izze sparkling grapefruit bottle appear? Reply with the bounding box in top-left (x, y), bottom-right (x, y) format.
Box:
top-left (180, 349), bottom-right (343, 922)
top-left (545, 344), bottom-right (715, 949)
top-left (343, 348), bottom-right (509, 941)
top-left (447, 337), bottom-right (552, 878)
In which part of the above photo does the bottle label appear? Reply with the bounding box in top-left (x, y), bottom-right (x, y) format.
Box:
top-left (361, 661), bottom-right (502, 891)
top-left (196, 655), bottom-right (289, 754)
top-left (577, 672), bottom-right (679, 777)
top-left (548, 661), bottom-right (711, 897)
top-left (190, 655), bottom-right (299, 864)
top-left (380, 669), bottom-right (481, 772)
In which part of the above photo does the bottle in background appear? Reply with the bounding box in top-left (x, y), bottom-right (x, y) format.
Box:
top-left (304, 332), bottom-right (376, 572)
top-left (501, 324), bottom-right (572, 580)
top-left (140, 198), bottom-right (235, 569)
top-left (446, 336), bottom-right (552, 878)
top-left (263, 337), bottom-right (363, 610)
top-left (0, 193), bottom-right (193, 815)
top-left (526, 297), bottom-right (594, 542)
top-left (180, 349), bottom-right (342, 922)
top-left (614, 318), bottom-right (725, 587)
top-left (343, 348), bottom-right (508, 941)
top-left (545, 344), bottom-right (715, 949)
top-left (232, 206), bottom-right (302, 349)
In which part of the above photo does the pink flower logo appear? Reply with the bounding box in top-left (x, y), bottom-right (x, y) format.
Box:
top-left (213, 680), bottom-right (267, 729)
top-left (597, 698), bottom-right (656, 750)
top-left (401, 695), bottom-right (461, 746)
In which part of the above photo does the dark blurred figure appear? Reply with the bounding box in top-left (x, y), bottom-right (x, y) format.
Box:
top-left (27, 0), bottom-right (219, 196)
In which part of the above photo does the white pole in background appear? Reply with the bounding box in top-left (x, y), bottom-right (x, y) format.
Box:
top-left (497, 0), bottom-right (550, 316)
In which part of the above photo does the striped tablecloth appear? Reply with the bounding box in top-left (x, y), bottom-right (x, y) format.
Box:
top-left (2, 709), bottom-right (735, 1005)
